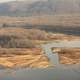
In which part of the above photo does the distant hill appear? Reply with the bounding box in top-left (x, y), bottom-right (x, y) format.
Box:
top-left (0, 0), bottom-right (80, 16)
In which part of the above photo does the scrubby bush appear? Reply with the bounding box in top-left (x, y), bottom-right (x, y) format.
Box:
top-left (0, 28), bottom-right (50, 48)
top-left (9, 38), bottom-right (35, 48)
top-left (26, 29), bottom-right (49, 40)
top-left (0, 35), bottom-right (35, 48)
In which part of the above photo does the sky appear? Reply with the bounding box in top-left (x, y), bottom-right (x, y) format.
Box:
top-left (0, 0), bottom-right (15, 3)
top-left (0, 0), bottom-right (48, 3)
top-left (0, 0), bottom-right (43, 3)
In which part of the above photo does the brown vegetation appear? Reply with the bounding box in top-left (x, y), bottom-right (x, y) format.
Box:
top-left (1, 15), bottom-right (80, 27)
top-left (48, 33), bottom-right (80, 41)
top-left (0, 27), bottom-right (80, 68)
top-left (52, 48), bottom-right (80, 64)
top-left (1, 27), bottom-right (79, 48)
top-left (0, 48), bottom-right (50, 68)
top-left (0, 27), bottom-right (49, 40)
top-left (0, 28), bottom-right (51, 68)
top-left (0, 27), bottom-right (49, 48)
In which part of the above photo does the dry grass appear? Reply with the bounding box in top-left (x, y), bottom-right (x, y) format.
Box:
top-left (0, 27), bottom-right (49, 48)
top-left (0, 27), bottom-right (79, 68)
top-left (52, 48), bottom-right (80, 64)
top-left (0, 28), bottom-right (51, 68)
top-left (0, 27), bottom-right (79, 48)
top-left (0, 48), bottom-right (50, 68)
top-left (48, 33), bottom-right (80, 41)
top-left (1, 15), bottom-right (80, 26)
top-left (0, 27), bottom-right (48, 40)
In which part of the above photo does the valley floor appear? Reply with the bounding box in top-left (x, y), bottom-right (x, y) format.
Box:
top-left (0, 27), bottom-right (80, 68)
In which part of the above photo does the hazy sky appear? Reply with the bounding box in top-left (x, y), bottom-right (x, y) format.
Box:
top-left (0, 0), bottom-right (48, 3)
top-left (0, 0), bottom-right (15, 3)
top-left (0, 0), bottom-right (45, 3)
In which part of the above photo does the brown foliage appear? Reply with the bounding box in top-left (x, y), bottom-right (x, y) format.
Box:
top-left (0, 27), bottom-right (49, 48)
